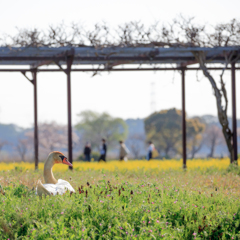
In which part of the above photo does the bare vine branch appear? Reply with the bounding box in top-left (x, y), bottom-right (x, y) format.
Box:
top-left (1, 16), bottom-right (240, 48)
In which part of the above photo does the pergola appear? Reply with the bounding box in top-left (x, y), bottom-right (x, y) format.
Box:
top-left (0, 46), bottom-right (239, 169)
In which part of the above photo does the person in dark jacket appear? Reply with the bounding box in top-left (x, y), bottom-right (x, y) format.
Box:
top-left (84, 142), bottom-right (91, 162)
top-left (98, 138), bottom-right (107, 162)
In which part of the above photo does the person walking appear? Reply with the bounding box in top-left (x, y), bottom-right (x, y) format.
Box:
top-left (147, 141), bottom-right (155, 161)
top-left (119, 140), bottom-right (129, 161)
top-left (98, 138), bottom-right (107, 162)
top-left (83, 142), bottom-right (91, 162)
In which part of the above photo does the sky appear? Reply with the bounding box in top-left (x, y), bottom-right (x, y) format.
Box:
top-left (0, 0), bottom-right (239, 128)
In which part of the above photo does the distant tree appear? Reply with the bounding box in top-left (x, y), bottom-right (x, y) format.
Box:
top-left (126, 133), bottom-right (145, 159)
top-left (203, 125), bottom-right (224, 158)
top-left (15, 139), bottom-right (29, 161)
top-left (187, 117), bottom-right (205, 159)
top-left (187, 135), bottom-right (203, 159)
top-left (25, 122), bottom-right (79, 158)
top-left (145, 109), bottom-right (182, 157)
top-left (145, 108), bottom-right (205, 158)
top-left (75, 111), bottom-right (128, 151)
top-left (0, 139), bottom-right (7, 154)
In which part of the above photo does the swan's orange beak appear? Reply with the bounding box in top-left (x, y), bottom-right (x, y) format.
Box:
top-left (63, 158), bottom-right (73, 167)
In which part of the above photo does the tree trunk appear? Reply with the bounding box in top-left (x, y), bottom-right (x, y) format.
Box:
top-left (21, 153), bottom-right (25, 161)
top-left (191, 146), bottom-right (196, 159)
top-left (193, 51), bottom-right (235, 164)
top-left (208, 139), bottom-right (216, 158)
top-left (164, 146), bottom-right (170, 158)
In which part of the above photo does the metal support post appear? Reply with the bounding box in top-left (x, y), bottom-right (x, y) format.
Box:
top-left (32, 70), bottom-right (39, 170)
top-left (231, 62), bottom-right (238, 163)
top-left (67, 56), bottom-right (74, 170)
top-left (181, 69), bottom-right (187, 168)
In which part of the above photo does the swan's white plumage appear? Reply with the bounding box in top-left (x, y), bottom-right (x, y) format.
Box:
top-left (36, 152), bottom-right (75, 196)
top-left (36, 179), bottom-right (75, 195)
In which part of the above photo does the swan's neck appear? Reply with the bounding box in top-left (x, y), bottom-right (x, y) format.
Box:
top-left (44, 156), bottom-right (58, 184)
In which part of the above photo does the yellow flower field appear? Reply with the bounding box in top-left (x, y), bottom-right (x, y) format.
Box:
top-left (0, 158), bottom-right (238, 172)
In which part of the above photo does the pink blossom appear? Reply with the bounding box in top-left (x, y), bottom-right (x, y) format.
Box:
top-left (61, 212), bottom-right (64, 214)
top-left (193, 233), bottom-right (197, 236)
top-left (157, 220), bottom-right (159, 223)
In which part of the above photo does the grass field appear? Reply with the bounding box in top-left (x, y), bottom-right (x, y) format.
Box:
top-left (1, 159), bottom-right (240, 239)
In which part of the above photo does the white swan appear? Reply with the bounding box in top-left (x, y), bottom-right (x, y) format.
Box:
top-left (36, 151), bottom-right (75, 196)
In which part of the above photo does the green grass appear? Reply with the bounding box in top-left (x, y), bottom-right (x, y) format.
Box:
top-left (0, 167), bottom-right (240, 239)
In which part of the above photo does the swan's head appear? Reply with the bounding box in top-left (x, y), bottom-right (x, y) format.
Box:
top-left (49, 151), bottom-right (73, 167)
